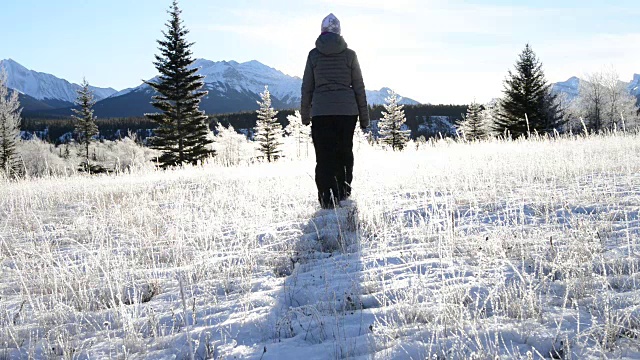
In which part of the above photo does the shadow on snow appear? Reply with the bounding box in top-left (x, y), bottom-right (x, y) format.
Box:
top-left (257, 200), bottom-right (376, 359)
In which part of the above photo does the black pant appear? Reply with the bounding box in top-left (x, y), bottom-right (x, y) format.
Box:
top-left (311, 115), bottom-right (358, 208)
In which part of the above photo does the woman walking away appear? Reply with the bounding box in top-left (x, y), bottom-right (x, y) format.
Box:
top-left (301, 13), bottom-right (369, 209)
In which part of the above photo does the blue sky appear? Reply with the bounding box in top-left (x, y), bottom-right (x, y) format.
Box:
top-left (2, 0), bottom-right (639, 104)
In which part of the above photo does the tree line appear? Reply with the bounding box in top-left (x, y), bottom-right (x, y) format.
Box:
top-left (21, 103), bottom-right (467, 144)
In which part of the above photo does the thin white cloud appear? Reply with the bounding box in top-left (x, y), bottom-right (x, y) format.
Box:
top-left (320, 0), bottom-right (424, 12)
top-left (540, 33), bottom-right (640, 82)
top-left (194, 1), bottom-right (640, 103)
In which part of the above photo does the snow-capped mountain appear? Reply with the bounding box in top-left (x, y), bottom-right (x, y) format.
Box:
top-left (0, 59), bottom-right (117, 105)
top-left (197, 59), bottom-right (303, 104)
top-left (7, 57), bottom-right (419, 117)
top-left (86, 60), bottom-right (302, 118)
top-left (366, 87), bottom-right (419, 106)
top-left (109, 87), bottom-right (136, 98)
top-left (110, 59), bottom-right (301, 100)
top-left (551, 76), bottom-right (581, 100)
top-left (107, 59), bottom-right (418, 110)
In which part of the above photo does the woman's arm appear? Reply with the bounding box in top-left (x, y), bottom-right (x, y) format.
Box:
top-left (301, 53), bottom-right (315, 125)
top-left (351, 52), bottom-right (369, 128)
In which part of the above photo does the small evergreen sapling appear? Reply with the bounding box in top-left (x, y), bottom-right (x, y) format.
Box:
top-left (379, 89), bottom-right (411, 151)
top-left (254, 86), bottom-right (283, 162)
top-left (458, 101), bottom-right (488, 141)
top-left (72, 79), bottom-right (99, 172)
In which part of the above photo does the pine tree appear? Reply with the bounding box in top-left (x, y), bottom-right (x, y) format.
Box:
top-left (458, 101), bottom-right (488, 141)
top-left (495, 44), bottom-right (563, 137)
top-left (71, 79), bottom-right (99, 171)
top-left (379, 90), bottom-right (410, 151)
top-left (146, 0), bottom-right (213, 168)
top-left (254, 86), bottom-right (283, 162)
top-left (0, 69), bottom-right (22, 178)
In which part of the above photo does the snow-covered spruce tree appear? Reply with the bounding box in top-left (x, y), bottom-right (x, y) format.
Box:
top-left (285, 110), bottom-right (310, 158)
top-left (379, 89), bottom-right (411, 151)
top-left (495, 44), bottom-right (563, 138)
top-left (0, 69), bottom-right (22, 178)
top-left (254, 86), bottom-right (283, 162)
top-left (145, 0), bottom-right (213, 168)
top-left (71, 79), bottom-right (99, 171)
top-left (458, 101), bottom-right (487, 141)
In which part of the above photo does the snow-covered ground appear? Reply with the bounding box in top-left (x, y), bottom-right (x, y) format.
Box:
top-left (2, 133), bottom-right (640, 359)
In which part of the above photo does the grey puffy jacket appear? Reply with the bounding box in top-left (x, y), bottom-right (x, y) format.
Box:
top-left (301, 33), bottom-right (369, 128)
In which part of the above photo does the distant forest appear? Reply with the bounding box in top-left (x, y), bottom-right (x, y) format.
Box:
top-left (21, 104), bottom-right (469, 144)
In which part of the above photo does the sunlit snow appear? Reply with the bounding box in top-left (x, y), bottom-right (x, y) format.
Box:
top-left (1, 133), bottom-right (640, 359)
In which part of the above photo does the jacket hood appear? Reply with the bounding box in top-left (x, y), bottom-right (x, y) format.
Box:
top-left (315, 33), bottom-right (348, 55)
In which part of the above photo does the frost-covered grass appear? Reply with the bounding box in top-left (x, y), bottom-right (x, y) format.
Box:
top-left (1, 132), bottom-right (640, 359)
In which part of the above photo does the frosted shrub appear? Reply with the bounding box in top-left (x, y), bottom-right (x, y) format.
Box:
top-left (12, 137), bottom-right (158, 179)
top-left (281, 110), bottom-right (312, 159)
top-left (90, 137), bottom-right (159, 173)
top-left (212, 125), bottom-right (255, 166)
top-left (17, 138), bottom-right (77, 177)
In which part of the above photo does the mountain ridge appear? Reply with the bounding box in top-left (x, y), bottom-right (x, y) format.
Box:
top-left (3, 58), bottom-right (420, 118)
top-left (0, 59), bottom-right (117, 104)
top-left (92, 58), bottom-right (420, 118)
